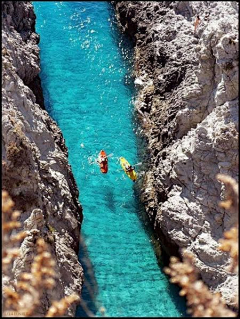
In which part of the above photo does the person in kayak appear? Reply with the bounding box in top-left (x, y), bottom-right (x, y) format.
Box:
top-left (97, 153), bottom-right (108, 164)
top-left (97, 150), bottom-right (108, 174)
top-left (125, 164), bottom-right (135, 172)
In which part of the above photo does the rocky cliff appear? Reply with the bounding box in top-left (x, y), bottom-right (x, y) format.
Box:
top-left (113, 1), bottom-right (238, 307)
top-left (2, 1), bottom-right (83, 316)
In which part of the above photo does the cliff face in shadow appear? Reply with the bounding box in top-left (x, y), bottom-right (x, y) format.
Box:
top-left (2, 1), bottom-right (83, 315)
top-left (113, 1), bottom-right (238, 306)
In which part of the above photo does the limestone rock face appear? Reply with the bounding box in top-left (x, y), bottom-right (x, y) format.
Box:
top-left (2, 1), bottom-right (45, 107)
top-left (2, 1), bottom-right (83, 316)
top-left (113, 1), bottom-right (238, 306)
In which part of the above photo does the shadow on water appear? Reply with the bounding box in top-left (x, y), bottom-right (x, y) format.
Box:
top-left (76, 235), bottom-right (99, 317)
top-left (104, 186), bottom-right (116, 213)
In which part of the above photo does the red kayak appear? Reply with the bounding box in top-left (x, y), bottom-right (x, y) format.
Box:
top-left (98, 150), bottom-right (108, 174)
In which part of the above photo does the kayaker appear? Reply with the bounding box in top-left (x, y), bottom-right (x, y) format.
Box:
top-left (97, 150), bottom-right (108, 174)
top-left (97, 154), bottom-right (107, 164)
top-left (125, 164), bottom-right (135, 172)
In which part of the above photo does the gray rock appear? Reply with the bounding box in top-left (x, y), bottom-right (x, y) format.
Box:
top-left (2, 1), bottom-right (83, 316)
top-left (113, 1), bottom-right (238, 306)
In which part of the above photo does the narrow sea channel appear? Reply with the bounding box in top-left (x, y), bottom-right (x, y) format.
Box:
top-left (34, 2), bottom-right (187, 317)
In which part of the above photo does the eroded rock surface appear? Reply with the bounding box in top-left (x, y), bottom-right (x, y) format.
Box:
top-left (2, 1), bottom-right (83, 315)
top-left (113, 1), bottom-right (238, 306)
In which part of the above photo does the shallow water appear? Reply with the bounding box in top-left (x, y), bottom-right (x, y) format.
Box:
top-left (34, 2), bottom-right (187, 317)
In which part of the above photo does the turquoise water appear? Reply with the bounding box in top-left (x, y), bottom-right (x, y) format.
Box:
top-left (33, 2), bottom-right (187, 317)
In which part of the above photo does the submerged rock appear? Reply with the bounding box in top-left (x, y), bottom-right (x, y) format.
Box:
top-left (2, 1), bottom-right (83, 316)
top-left (113, 1), bottom-right (238, 307)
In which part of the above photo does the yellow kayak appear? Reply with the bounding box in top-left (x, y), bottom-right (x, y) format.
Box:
top-left (119, 157), bottom-right (137, 181)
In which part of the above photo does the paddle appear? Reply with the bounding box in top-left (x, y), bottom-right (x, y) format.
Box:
top-left (88, 157), bottom-right (97, 165)
top-left (108, 153), bottom-right (114, 157)
top-left (133, 162), bottom-right (142, 167)
top-left (88, 152), bottom-right (114, 166)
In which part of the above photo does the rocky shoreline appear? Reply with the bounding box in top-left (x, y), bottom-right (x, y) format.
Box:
top-left (2, 1), bottom-right (83, 316)
top-left (113, 1), bottom-right (238, 307)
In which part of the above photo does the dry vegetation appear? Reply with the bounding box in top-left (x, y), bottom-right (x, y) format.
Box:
top-left (2, 190), bottom-right (80, 317)
top-left (164, 174), bottom-right (239, 317)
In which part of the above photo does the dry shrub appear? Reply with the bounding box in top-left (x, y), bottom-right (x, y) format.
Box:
top-left (2, 190), bottom-right (80, 317)
top-left (165, 251), bottom-right (236, 317)
top-left (2, 190), bottom-right (25, 275)
top-left (219, 227), bottom-right (238, 274)
top-left (164, 174), bottom-right (239, 317)
top-left (46, 295), bottom-right (80, 317)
